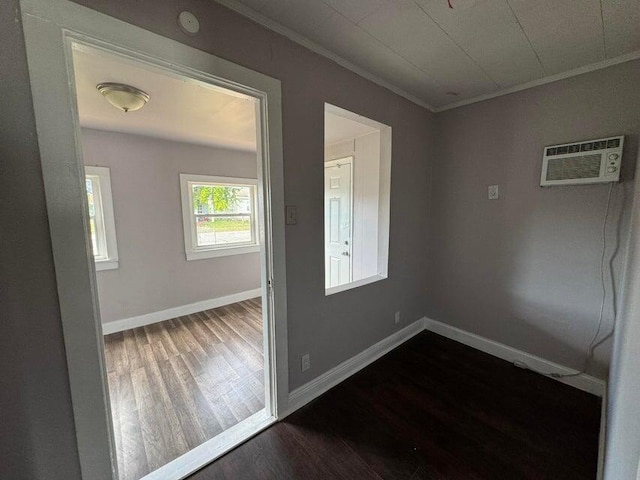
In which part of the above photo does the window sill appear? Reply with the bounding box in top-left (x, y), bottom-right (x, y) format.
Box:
top-left (186, 244), bottom-right (260, 261)
top-left (325, 274), bottom-right (387, 296)
top-left (95, 259), bottom-right (119, 271)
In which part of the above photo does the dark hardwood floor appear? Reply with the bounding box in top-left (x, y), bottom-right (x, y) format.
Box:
top-left (189, 331), bottom-right (601, 480)
top-left (104, 298), bottom-right (265, 480)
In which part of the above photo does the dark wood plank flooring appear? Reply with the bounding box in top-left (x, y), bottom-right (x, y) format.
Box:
top-left (190, 331), bottom-right (601, 480)
top-left (104, 298), bottom-right (265, 480)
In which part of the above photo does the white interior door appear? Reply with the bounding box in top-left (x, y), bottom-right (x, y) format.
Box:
top-left (325, 157), bottom-right (353, 288)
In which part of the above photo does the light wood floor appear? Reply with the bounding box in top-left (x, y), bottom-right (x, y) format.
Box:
top-left (104, 298), bottom-right (265, 480)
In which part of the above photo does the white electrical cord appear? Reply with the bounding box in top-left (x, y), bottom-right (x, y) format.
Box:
top-left (516, 183), bottom-right (616, 379)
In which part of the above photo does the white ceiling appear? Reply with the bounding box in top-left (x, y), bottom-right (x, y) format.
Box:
top-left (219, 0), bottom-right (640, 110)
top-left (325, 111), bottom-right (379, 144)
top-left (72, 45), bottom-right (258, 151)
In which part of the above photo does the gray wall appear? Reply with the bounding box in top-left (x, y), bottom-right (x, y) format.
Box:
top-left (427, 60), bottom-right (640, 379)
top-left (8, 0), bottom-right (639, 477)
top-left (1, 1), bottom-right (83, 478)
top-left (4, 1), bottom-right (434, 477)
top-left (606, 147), bottom-right (640, 480)
top-left (80, 129), bottom-right (260, 323)
top-left (67, 0), bottom-right (435, 391)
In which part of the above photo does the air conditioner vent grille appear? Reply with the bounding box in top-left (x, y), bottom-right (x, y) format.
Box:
top-left (546, 154), bottom-right (601, 181)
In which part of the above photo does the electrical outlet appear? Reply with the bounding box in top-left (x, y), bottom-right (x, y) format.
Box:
top-left (394, 311), bottom-right (401, 325)
top-left (301, 353), bottom-right (310, 372)
top-left (488, 185), bottom-right (499, 200)
top-left (285, 205), bottom-right (297, 225)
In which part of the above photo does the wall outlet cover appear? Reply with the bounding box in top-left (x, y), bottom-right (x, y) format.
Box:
top-left (301, 353), bottom-right (310, 372)
top-left (285, 205), bottom-right (297, 225)
top-left (488, 185), bottom-right (499, 200)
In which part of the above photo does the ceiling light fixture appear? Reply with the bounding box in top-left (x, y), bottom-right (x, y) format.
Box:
top-left (96, 82), bottom-right (150, 113)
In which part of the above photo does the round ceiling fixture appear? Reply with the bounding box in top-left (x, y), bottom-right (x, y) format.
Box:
top-left (96, 82), bottom-right (150, 113)
top-left (178, 11), bottom-right (200, 36)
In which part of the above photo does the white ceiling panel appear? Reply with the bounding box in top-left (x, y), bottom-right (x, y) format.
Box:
top-left (257, 0), bottom-right (335, 38)
top-left (358, 0), bottom-right (498, 98)
top-left (220, 0), bottom-right (640, 110)
top-left (507, 0), bottom-right (605, 74)
top-left (416, 0), bottom-right (545, 87)
top-left (308, 11), bottom-right (447, 106)
top-left (601, 0), bottom-right (640, 57)
top-left (325, 112), bottom-right (378, 144)
top-left (322, 0), bottom-right (390, 24)
top-left (73, 45), bottom-right (258, 151)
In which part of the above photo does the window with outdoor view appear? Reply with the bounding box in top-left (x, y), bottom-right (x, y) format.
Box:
top-left (180, 174), bottom-right (259, 260)
top-left (84, 165), bottom-right (119, 271)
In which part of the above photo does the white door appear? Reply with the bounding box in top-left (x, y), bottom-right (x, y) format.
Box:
top-left (325, 157), bottom-right (353, 288)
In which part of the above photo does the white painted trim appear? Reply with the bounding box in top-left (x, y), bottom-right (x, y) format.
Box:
top-left (95, 259), bottom-right (118, 271)
top-left (325, 273), bottom-right (387, 296)
top-left (284, 318), bottom-right (426, 416)
top-left (215, 0), bottom-right (640, 114)
top-left (102, 288), bottom-right (263, 335)
top-left (323, 103), bottom-right (391, 296)
top-left (85, 165), bottom-right (119, 267)
top-left (424, 318), bottom-right (606, 397)
top-left (214, 0), bottom-right (434, 111)
top-left (179, 173), bottom-right (260, 261)
top-left (21, 1), bottom-right (288, 478)
top-left (141, 409), bottom-right (275, 480)
top-left (435, 51), bottom-right (640, 112)
top-left (185, 245), bottom-right (260, 261)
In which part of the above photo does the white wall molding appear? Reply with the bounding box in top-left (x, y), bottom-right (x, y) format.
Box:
top-left (284, 316), bottom-right (606, 418)
top-left (215, 0), bottom-right (640, 114)
top-left (424, 318), bottom-right (606, 397)
top-left (102, 288), bottom-right (262, 335)
top-left (214, 0), bottom-right (434, 111)
top-left (434, 51), bottom-right (640, 112)
top-left (285, 318), bottom-right (426, 416)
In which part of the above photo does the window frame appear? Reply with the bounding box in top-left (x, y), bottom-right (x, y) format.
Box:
top-left (85, 166), bottom-right (119, 271)
top-left (180, 173), bottom-right (260, 261)
top-left (324, 103), bottom-right (392, 296)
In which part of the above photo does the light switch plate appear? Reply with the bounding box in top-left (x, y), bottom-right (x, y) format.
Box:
top-left (285, 205), bottom-right (297, 225)
top-left (488, 185), bottom-right (499, 200)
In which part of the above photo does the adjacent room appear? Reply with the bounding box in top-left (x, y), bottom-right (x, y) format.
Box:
top-left (5, 1), bottom-right (640, 480)
top-left (71, 44), bottom-right (269, 479)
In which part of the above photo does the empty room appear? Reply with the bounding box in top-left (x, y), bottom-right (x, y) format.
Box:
top-left (3, 1), bottom-right (640, 480)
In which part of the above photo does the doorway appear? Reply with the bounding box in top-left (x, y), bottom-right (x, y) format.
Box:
top-left (69, 42), bottom-right (273, 479)
top-left (324, 157), bottom-right (353, 288)
top-left (20, 1), bottom-right (288, 479)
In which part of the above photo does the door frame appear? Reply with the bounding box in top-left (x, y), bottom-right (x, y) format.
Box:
top-left (324, 156), bottom-right (354, 287)
top-left (20, 1), bottom-right (289, 479)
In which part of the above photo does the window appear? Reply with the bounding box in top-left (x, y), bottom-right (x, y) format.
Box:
top-left (180, 174), bottom-right (259, 260)
top-left (324, 103), bottom-right (391, 295)
top-left (84, 166), bottom-right (119, 271)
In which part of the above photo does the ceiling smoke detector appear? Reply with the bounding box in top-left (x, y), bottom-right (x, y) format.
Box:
top-left (96, 82), bottom-right (150, 113)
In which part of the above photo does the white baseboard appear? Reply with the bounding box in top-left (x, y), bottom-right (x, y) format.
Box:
top-left (101, 288), bottom-right (263, 335)
top-left (424, 317), bottom-right (606, 397)
top-left (285, 318), bottom-right (426, 416)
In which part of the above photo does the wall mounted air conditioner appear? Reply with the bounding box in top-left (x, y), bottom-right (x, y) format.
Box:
top-left (540, 135), bottom-right (624, 186)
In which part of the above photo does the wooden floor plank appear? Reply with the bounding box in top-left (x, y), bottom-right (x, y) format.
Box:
top-left (190, 332), bottom-right (601, 480)
top-left (104, 299), bottom-right (265, 480)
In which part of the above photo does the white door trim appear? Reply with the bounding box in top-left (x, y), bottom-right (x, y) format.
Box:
top-left (20, 1), bottom-right (288, 479)
top-left (324, 156), bottom-right (354, 288)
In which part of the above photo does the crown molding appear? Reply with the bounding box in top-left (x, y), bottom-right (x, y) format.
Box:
top-left (215, 0), bottom-right (436, 111)
top-left (434, 50), bottom-right (640, 112)
top-left (216, 0), bottom-right (640, 115)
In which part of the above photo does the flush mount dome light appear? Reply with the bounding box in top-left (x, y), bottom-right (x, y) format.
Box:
top-left (96, 82), bottom-right (150, 113)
